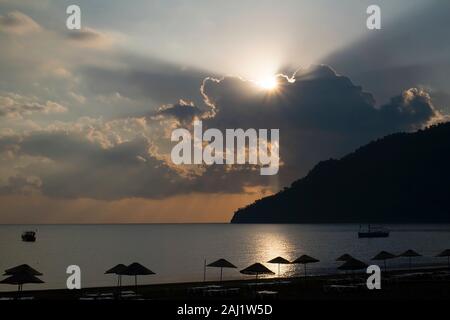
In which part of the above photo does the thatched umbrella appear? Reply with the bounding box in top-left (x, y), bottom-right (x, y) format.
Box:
top-left (122, 262), bottom-right (155, 290)
top-left (240, 263), bottom-right (274, 280)
top-left (337, 258), bottom-right (368, 275)
top-left (398, 250), bottom-right (422, 271)
top-left (267, 256), bottom-right (290, 277)
top-left (436, 249), bottom-right (450, 269)
top-left (371, 251), bottom-right (397, 272)
top-left (336, 254), bottom-right (354, 262)
top-left (292, 255), bottom-right (319, 277)
top-left (4, 264), bottom-right (42, 276)
top-left (207, 259), bottom-right (237, 282)
top-left (0, 272), bottom-right (44, 293)
top-left (105, 264), bottom-right (127, 287)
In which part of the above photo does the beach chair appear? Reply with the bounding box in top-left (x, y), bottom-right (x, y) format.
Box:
top-left (256, 290), bottom-right (278, 300)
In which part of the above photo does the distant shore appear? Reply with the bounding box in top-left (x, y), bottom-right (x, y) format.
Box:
top-left (1, 265), bottom-right (449, 300)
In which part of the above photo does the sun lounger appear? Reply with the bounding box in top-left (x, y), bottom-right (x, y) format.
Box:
top-left (323, 284), bottom-right (361, 293)
top-left (121, 290), bottom-right (136, 295)
top-left (226, 288), bottom-right (240, 295)
top-left (121, 293), bottom-right (143, 300)
top-left (99, 292), bottom-right (114, 297)
top-left (188, 285), bottom-right (223, 295)
top-left (204, 289), bottom-right (227, 296)
top-left (256, 290), bottom-right (278, 299)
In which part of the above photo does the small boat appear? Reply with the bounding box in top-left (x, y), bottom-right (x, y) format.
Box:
top-left (21, 231), bottom-right (36, 242)
top-left (358, 225), bottom-right (389, 238)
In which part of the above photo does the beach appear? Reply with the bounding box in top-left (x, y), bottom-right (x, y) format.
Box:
top-left (1, 266), bottom-right (449, 300)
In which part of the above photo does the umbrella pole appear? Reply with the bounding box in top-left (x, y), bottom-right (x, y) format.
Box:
top-left (203, 259), bottom-right (206, 282)
top-left (304, 264), bottom-right (307, 278)
top-left (118, 275), bottom-right (122, 298)
top-left (220, 268), bottom-right (223, 282)
top-left (278, 264), bottom-right (280, 278)
top-left (135, 275), bottom-right (137, 292)
top-left (384, 260), bottom-right (387, 273)
top-left (409, 257), bottom-right (412, 271)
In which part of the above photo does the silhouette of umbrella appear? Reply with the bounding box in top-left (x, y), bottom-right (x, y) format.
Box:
top-left (207, 259), bottom-right (237, 281)
top-left (122, 263), bottom-right (155, 290)
top-left (0, 272), bottom-right (44, 293)
top-left (372, 251), bottom-right (397, 272)
top-left (292, 255), bottom-right (319, 277)
top-left (267, 256), bottom-right (290, 277)
top-left (436, 249), bottom-right (450, 269)
top-left (4, 264), bottom-right (42, 276)
top-left (336, 254), bottom-right (354, 262)
top-left (398, 250), bottom-right (422, 271)
top-left (105, 264), bottom-right (127, 287)
top-left (240, 263), bottom-right (274, 280)
top-left (338, 258), bottom-right (368, 274)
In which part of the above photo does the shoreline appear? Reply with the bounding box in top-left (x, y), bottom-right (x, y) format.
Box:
top-left (1, 265), bottom-right (449, 300)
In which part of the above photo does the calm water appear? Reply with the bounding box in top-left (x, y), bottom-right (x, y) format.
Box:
top-left (1, 224), bottom-right (449, 292)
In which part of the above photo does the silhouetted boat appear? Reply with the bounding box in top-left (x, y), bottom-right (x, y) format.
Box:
top-left (358, 225), bottom-right (389, 238)
top-left (21, 231), bottom-right (36, 242)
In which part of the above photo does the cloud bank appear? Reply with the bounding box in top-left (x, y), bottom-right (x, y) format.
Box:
top-left (0, 65), bottom-right (443, 202)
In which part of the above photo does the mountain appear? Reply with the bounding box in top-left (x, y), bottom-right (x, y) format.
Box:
top-left (231, 122), bottom-right (450, 223)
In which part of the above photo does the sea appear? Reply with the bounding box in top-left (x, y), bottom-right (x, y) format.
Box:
top-left (1, 224), bottom-right (449, 292)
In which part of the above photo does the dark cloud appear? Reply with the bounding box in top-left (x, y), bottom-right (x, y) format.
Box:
top-left (0, 65), bottom-right (443, 200)
top-left (200, 65), bottom-right (441, 183)
top-left (155, 100), bottom-right (203, 125)
top-left (325, 0), bottom-right (450, 105)
top-left (78, 55), bottom-right (216, 109)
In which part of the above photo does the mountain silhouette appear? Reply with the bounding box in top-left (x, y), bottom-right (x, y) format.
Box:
top-left (231, 122), bottom-right (450, 223)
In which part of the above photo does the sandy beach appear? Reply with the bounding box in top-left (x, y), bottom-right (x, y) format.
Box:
top-left (1, 266), bottom-right (449, 301)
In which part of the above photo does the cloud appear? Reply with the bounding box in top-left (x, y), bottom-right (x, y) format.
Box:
top-left (0, 65), bottom-right (444, 202)
top-left (0, 93), bottom-right (67, 118)
top-left (155, 100), bottom-right (204, 125)
top-left (324, 1), bottom-right (450, 106)
top-left (0, 175), bottom-right (41, 195)
top-left (198, 65), bottom-right (442, 183)
top-left (0, 11), bottom-right (41, 35)
top-left (66, 27), bottom-right (114, 49)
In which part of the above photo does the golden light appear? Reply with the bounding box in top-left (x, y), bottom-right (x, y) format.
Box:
top-left (257, 76), bottom-right (278, 90)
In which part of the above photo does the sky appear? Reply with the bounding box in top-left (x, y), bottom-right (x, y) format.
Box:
top-left (0, 0), bottom-right (449, 223)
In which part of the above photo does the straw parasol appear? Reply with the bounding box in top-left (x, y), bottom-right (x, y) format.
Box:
top-left (206, 259), bottom-right (237, 282)
top-left (105, 264), bottom-right (127, 287)
top-left (267, 256), bottom-right (290, 277)
top-left (337, 258), bottom-right (368, 274)
top-left (4, 264), bottom-right (42, 276)
top-left (371, 251), bottom-right (397, 272)
top-left (436, 249), bottom-right (450, 269)
top-left (292, 255), bottom-right (319, 277)
top-left (398, 250), bottom-right (422, 271)
top-left (336, 254), bottom-right (354, 262)
top-left (0, 272), bottom-right (44, 293)
top-left (240, 263), bottom-right (274, 280)
top-left (122, 262), bottom-right (155, 290)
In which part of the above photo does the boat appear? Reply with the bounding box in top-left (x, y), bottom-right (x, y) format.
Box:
top-left (21, 231), bottom-right (36, 242)
top-left (358, 225), bottom-right (389, 238)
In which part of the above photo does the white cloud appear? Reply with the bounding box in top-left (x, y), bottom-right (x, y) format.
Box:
top-left (0, 92), bottom-right (67, 118)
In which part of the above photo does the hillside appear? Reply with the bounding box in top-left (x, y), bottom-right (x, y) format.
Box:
top-left (231, 122), bottom-right (450, 223)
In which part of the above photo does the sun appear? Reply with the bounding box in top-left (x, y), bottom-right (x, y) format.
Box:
top-left (257, 76), bottom-right (278, 90)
